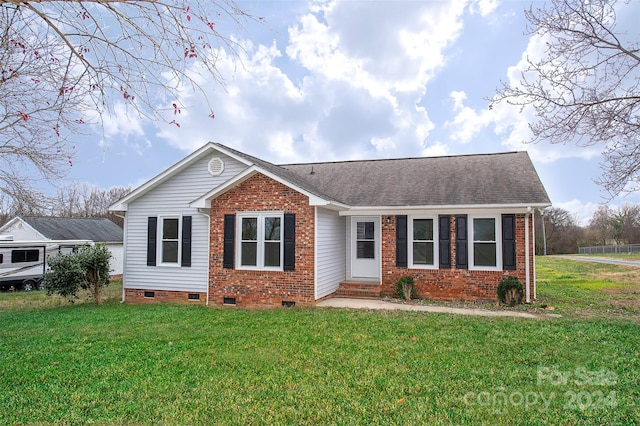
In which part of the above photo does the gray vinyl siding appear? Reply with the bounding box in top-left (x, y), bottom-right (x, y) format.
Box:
top-left (124, 152), bottom-right (247, 292)
top-left (315, 208), bottom-right (346, 299)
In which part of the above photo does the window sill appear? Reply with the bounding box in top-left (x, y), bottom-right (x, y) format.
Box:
top-left (236, 266), bottom-right (284, 272)
top-left (408, 265), bottom-right (438, 270)
top-left (156, 263), bottom-right (182, 268)
top-left (469, 266), bottom-right (502, 272)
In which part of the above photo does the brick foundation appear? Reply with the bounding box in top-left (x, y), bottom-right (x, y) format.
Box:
top-left (208, 173), bottom-right (315, 308)
top-left (125, 288), bottom-right (207, 305)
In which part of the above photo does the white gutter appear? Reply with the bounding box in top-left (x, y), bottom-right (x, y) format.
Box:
top-left (339, 203), bottom-right (551, 216)
top-left (0, 239), bottom-right (93, 247)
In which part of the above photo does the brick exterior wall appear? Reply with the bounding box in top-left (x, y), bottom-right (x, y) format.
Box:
top-left (125, 288), bottom-right (207, 305)
top-left (208, 173), bottom-right (315, 308)
top-left (380, 214), bottom-right (533, 301)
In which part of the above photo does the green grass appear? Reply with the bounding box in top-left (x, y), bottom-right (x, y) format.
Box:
top-left (535, 257), bottom-right (640, 318)
top-left (0, 264), bottom-right (638, 425)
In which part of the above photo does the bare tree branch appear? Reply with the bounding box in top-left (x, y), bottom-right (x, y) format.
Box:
top-left (492, 0), bottom-right (640, 197)
top-left (0, 1), bottom-right (257, 209)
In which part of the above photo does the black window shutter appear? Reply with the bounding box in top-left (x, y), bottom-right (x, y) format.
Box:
top-left (455, 215), bottom-right (468, 269)
top-left (396, 215), bottom-right (407, 268)
top-left (181, 215), bottom-right (192, 267)
top-left (223, 214), bottom-right (235, 269)
top-left (438, 215), bottom-right (451, 269)
top-left (502, 214), bottom-right (516, 270)
top-left (283, 213), bottom-right (296, 271)
top-left (147, 217), bottom-right (157, 266)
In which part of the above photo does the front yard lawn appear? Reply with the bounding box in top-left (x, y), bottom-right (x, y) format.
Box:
top-left (0, 258), bottom-right (638, 425)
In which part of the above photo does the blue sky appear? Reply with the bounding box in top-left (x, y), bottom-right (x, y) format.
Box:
top-left (63, 0), bottom-right (640, 224)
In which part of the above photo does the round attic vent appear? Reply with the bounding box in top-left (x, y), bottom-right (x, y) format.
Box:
top-left (208, 157), bottom-right (224, 176)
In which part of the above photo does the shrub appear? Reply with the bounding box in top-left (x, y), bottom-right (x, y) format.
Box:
top-left (44, 244), bottom-right (112, 304)
top-left (396, 276), bottom-right (415, 300)
top-left (497, 276), bottom-right (524, 306)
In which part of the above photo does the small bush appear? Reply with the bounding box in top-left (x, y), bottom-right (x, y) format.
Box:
top-left (44, 244), bottom-right (112, 304)
top-left (396, 276), bottom-right (415, 300)
top-left (497, 276), bottom-right (524, 306)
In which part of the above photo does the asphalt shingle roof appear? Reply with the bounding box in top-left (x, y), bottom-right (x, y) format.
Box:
top-left (280, 151), bottom-right (551, 206)
top-left (218, 144), bottom-right (550, 207)
top-left (21, 217), bottom-right (123, 242)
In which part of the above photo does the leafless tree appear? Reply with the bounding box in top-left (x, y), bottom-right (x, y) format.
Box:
top-left (1, 1), bottom-right (255, 208)
top-left (588, 205), bottom-right (614, 246)
top-left (493, 0), bottom-right (640, 197)
top-left (52, 183), bottom-right (131, 225)
top-left (537, 207), bottom-right (583, 254)
top-left (610, 204), bottom-right (640, 245)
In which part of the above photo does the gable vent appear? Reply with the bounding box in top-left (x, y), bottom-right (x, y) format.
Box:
top-left (208, 157), bottom-right (225, 176)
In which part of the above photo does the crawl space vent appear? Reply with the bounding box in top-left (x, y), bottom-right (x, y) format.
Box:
top-left (208, 157), bottom-right (224, 176)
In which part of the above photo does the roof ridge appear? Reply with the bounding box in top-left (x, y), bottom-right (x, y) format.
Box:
top-left (22, 216), bottom-right (112, 220)
top-left (279, 150), bottom-right (525, 167)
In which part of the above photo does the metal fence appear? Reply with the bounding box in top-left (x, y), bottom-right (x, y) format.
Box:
top-left (578, 243), bottom-right (640, 254)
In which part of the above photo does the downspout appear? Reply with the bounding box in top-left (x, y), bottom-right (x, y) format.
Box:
top-left (118, 212), bottom-right (127, 304)
top-left (532, 209), bottom-right (537, 300)
top-left (525, 209), bottom-right (531, 304)
top-left (197, 208), bottom-right (211, 306)
top-left (314, 207), bottom-right (318, 301)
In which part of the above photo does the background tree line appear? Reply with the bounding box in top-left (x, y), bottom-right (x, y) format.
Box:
top-left (535, 205), bottom-right (640, 255)
top-left (0, 184), bottom-right (131, 228)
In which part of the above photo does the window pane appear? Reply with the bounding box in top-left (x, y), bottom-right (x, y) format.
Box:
top-left (162, 241), bottom-right (179, 263)
top-left (474, 218), bottom-right (495, 242)
top-left (163, 218), bottom-right (179, 239)
top-left (357, 241), bottom-right (375, 259)
top-left (264, 242), bottom-right (281, 267)
top-left (241, 242), bottom-right (257, 266)
top-left (264, 217), bottom-right (281, 241)
top-left (12, 250), bottom-right (40, 263)
top-left (242, 218), bottom-right (257, 240)
top-left (364, 222), bottom-right (374, 239)
top-left (413, 219), bottom-right (433, 241)
top-left (357, 222), bottom-right (374, 240)
top-left (413, 242), bottom-right (434, 265)
top-left (474, 242), bottom-right (497, 267)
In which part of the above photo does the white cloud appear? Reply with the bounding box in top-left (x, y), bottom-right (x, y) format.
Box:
top-left (555, 199), bottom-right (600, 226)
top-left (421, 141), bottom-right (450, 157)
top-left (445, 90), bottom-right (493, 143)
top-left (100, 103), bottom-right (145, 139)
top-left (469, 0), bottom-right (499, 16)
top-left (444, 31), bottom-right (602, 163)
top-left (152, 0), bottom-right (470, 163)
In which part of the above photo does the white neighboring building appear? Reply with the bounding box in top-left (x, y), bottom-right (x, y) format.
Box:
top-left (0, 216), bottom-right (124, 275)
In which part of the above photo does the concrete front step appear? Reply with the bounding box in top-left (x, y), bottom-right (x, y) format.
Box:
top-left (334, 281), bottom-right (382, 299)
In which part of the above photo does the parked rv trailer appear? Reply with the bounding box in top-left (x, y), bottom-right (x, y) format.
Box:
top-left (0, 239), bottom-right (93, 291)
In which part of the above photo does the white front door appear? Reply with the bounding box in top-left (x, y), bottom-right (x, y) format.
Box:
top-left (350, 216), bottom-right (380, 280)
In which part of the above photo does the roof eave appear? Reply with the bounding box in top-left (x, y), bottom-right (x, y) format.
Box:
top-left (190, 165), bottom-right (342, 209)
top-left (339, 202), bottom-right (552, 216)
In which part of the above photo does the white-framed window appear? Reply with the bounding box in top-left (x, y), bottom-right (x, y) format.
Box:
top-left (159, 216), bottom-right (180, 265)
top-left (237, 212), bottom-right (283, 270)
top-left (469, 215), bottom-right (501, 270)
top-left (409, 216), bottom-right (438, 268)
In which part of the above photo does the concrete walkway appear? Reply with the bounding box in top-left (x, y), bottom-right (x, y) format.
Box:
top-left (317, 298), bottom-right (561, 319)
top-left (557, 255), bottom-right (640, 267)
